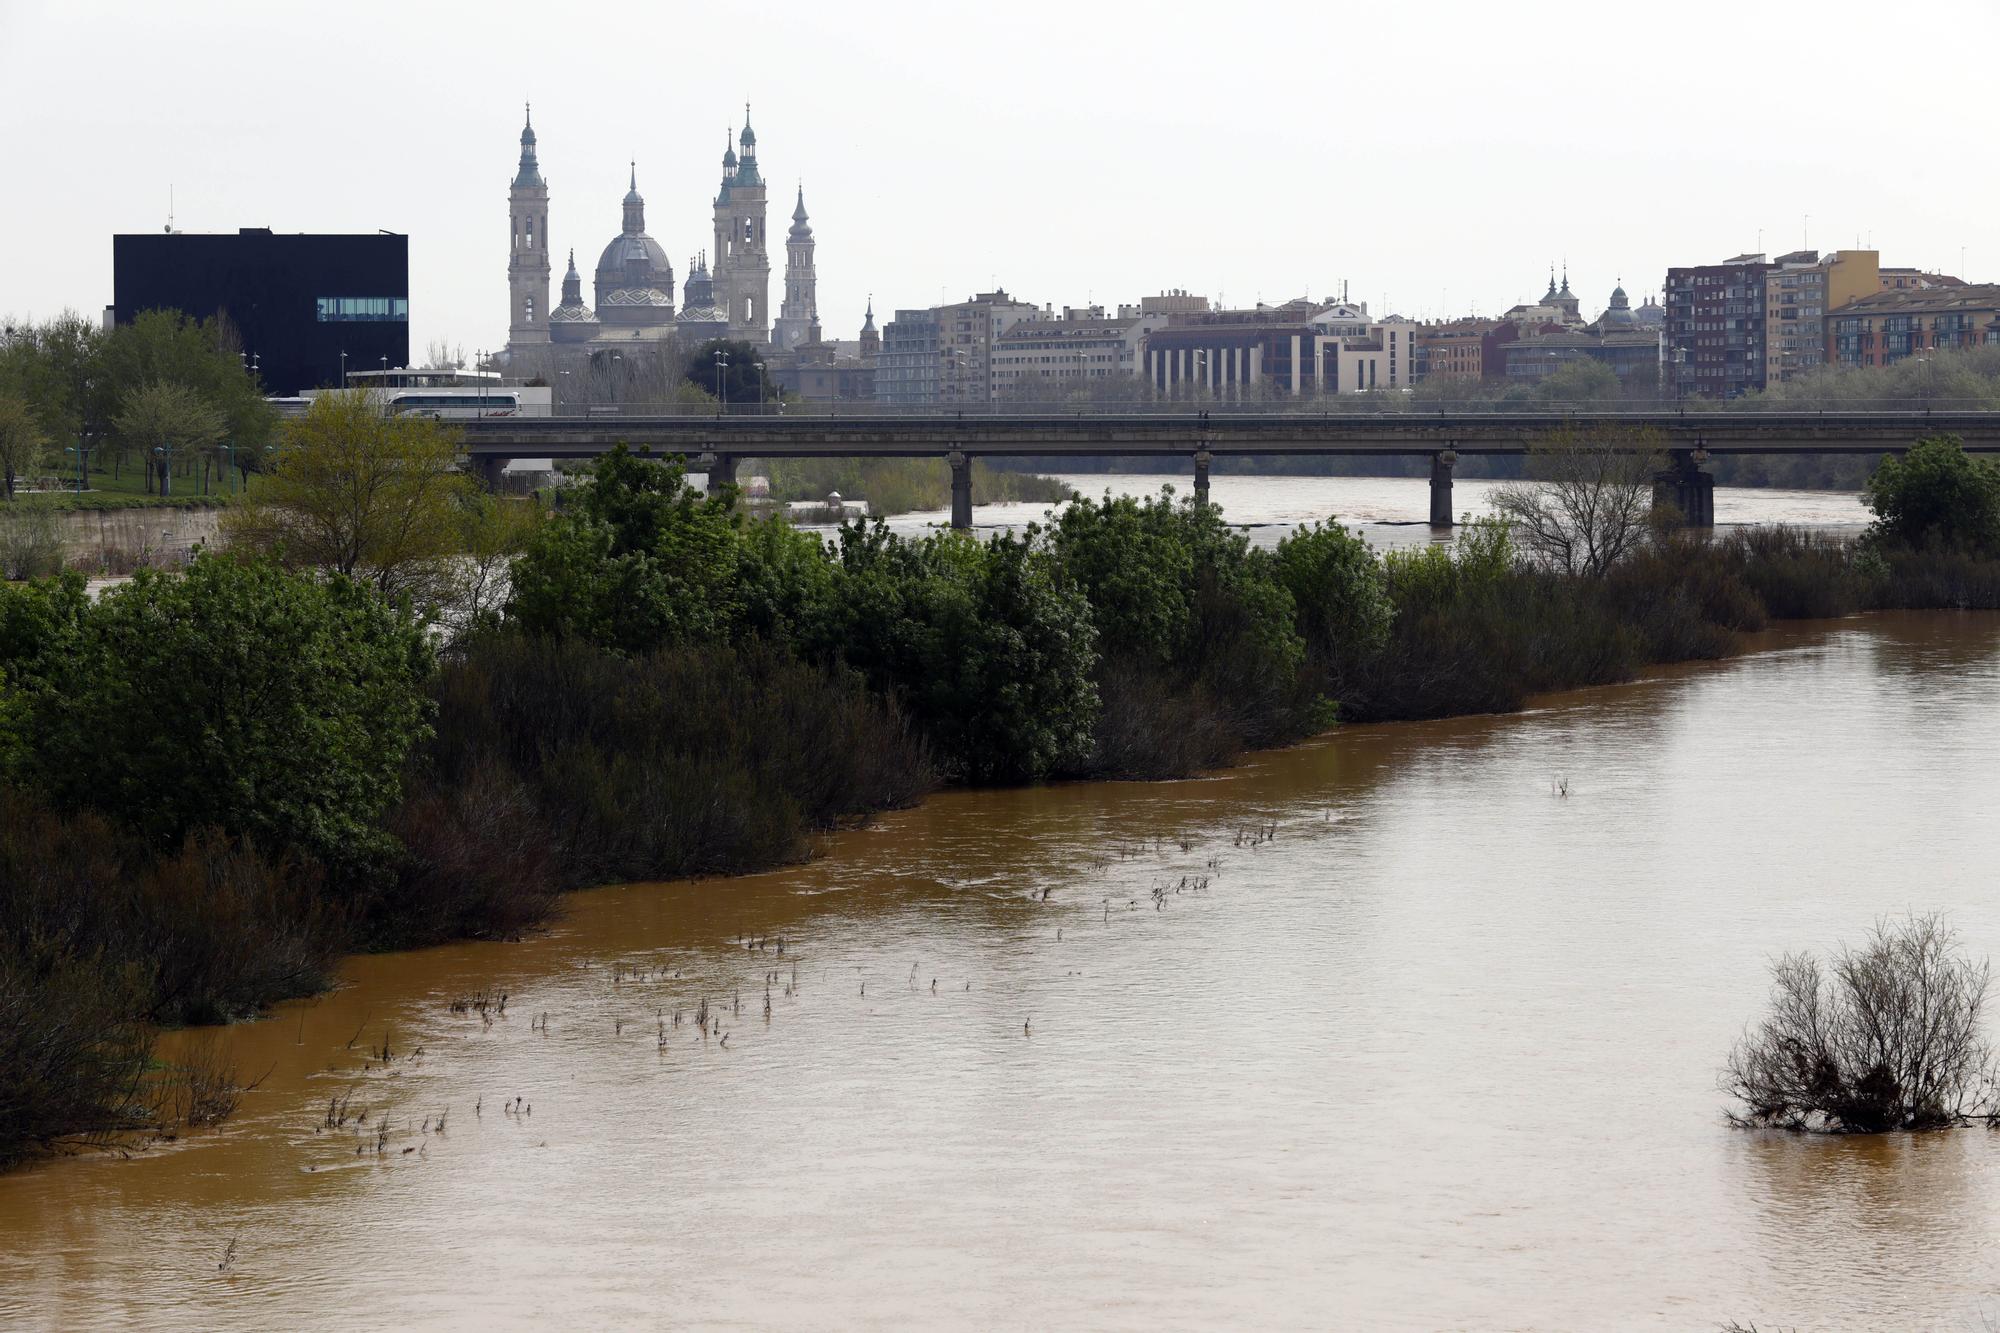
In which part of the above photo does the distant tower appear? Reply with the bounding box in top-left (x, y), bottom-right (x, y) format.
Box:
top-left (716, 105), bottom-right (770, 344)
top-left (859, 296), bottom-right (879, 362)
top-left (710, 129), bottom-right (739, 337)
top-left (772, 183), bottom-right (818, 350)
top-left (508, 104), bottom-right (551, 347)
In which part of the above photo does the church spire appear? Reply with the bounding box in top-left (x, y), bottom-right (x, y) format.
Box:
top-left (790, 183), bottom-right (811, 235)
top-left (622, 162), bottom-right (645, 234)
top-left (513, 103), bottom-right (543, 188)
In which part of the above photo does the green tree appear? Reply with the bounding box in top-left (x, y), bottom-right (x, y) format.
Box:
top-left (26, 556), bottom-right (432, 872)
top-left (0, 394), bottom-right (49, 499)
top-left (225, 389), bottom-right (477, 607)
top-left (113, 381), bottom-right (224, 497)
top-left (1533, 358), bottom-right (1621, 407)
top-left (1273, 520), bottom-right (1392, 691)
top-left (97, 310), bottom-right (272, 486)
top-left (507, 445), bottom-right (744, 653)
top-left (812, 523), bottom-right (1099, 783)
top-left (1862, 433), bottom-right (2000, 553)
top-left (1044, 489), bottom-right (1304, 726)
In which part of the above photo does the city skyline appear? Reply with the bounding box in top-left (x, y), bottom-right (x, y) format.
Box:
top-left (3, 0), bottom-right (1995, 358)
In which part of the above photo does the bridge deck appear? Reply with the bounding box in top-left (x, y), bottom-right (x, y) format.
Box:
top-left (460, 410), bottom-right (2000, 459)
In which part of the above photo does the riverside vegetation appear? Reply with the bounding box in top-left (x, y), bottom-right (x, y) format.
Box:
top-left (5, 407), bottom-right (2000, 1166)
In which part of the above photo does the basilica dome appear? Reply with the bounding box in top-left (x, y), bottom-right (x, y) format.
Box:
top-left (593, 165), bottom-right (675, 326)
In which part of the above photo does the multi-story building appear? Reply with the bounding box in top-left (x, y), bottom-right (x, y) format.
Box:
top-left (1826, 285), bottom-right (2000, 370)
top-left (1763, 250), bottom-right (1879, 384)
top-left (1665, 254), bottom-right (1774, 399)
top-left (111, 228), bottom-right (409, 396)
top-left (1417, 318), bottom-right (1511, 383)
top-left (1142, 299), bottom-right (1375, 398)
top-left (991, 305), bottom-right (1166, 399)
top-left (876, 307), bottom-right (940, 405)
top-left (933, 290), bottom-right (1041, 405)
top-left (1498, 286), bottom-right (1661, 391)
top-left (1328, 316), bottom-right (1421, 393)
top-left (1879, 267), bottom-right (1964, 293)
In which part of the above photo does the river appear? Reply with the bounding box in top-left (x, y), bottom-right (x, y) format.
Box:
top-left (4, 613), bottom-right (1998, 1330)
top-left (824, 472), bottom-right (1872, 550)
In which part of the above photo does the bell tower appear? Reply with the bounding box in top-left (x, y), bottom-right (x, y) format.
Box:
top-left (508, 104), bottom-right (551, 348)
top-left (725, 104), bottom-right (771, 344)
top-left (772, 184), bottom-right (817, 349)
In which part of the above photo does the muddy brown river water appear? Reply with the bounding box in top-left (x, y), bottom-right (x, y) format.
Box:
top-left (3, 612), bottom-right (1998, 1330)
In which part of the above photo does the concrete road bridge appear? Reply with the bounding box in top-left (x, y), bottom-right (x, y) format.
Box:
top-left (460, 407), bottom-right (2000, 528)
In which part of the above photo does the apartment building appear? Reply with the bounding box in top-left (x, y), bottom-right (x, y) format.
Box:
top-left (1826, 285), bottom-right (2000, 369)
top-left (1665, 254), bottom-right (1774, 399)
top-left (1763, 250), bottom-right (1879, 384)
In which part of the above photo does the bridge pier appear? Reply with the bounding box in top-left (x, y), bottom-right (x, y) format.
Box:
top-left (1429, 448), bottom-right (1458, 527)
top-left (1193, 447), bottom-right (1212, 506)
top-left (699, 452), bottom-right (739, 493)
top-left (948, 450), bottom-right (972, 530)
top-left (473, 455), bottom-right (509, 491)
top-left (1654, 447), bottom-right (1715, 527)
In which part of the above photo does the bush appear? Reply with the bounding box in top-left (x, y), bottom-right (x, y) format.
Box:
top-left (20, 556), bottom-right (432, 876)
top-left (1863, 434), bottom-right (2000, 553)
top-left (812, 524), bottom-right (1098, 783)
top-left (406, 631), bottom-right (932, 902)
top-left (506, 445), bottom-right (744, 654)
top-left (1273, 520), bottom-right (1392, 693)
top-left (1725, 913), bottom-right (1998, 1133)
top-left (1044, 490), bottom-right (1309, 768)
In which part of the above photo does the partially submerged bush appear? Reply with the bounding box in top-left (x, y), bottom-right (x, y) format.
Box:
top-left (1725, 913), bottom-right (1998, 1133)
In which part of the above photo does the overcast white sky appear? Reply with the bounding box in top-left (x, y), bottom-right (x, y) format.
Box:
top-left (4, 0), bottom-right (1996, 356)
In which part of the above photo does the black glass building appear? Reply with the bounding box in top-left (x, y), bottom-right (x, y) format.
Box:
top-left (111, 230), bottom-right (409, 395)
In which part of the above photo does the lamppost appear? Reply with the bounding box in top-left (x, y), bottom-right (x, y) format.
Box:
top-left (153, 443), bottom-right (174, 498)
top-left (556, 369), bottom-right (571, 416)
top-left (218, 444), bottom-right (236, 496)
top-left (65, 444), bottom-right (88, 494)
top-left (611, 352), bottom-right (624, 407)
top-left (1193, 349), bottom-right (1208, 401)
top-left (340, 351), bottom-right (348, 389)
top-left (714, 349), bottom-right (729, 411)
top-left (754, 358), bottom-right (767, 412)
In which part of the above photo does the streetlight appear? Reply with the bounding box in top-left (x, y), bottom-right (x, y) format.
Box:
top-left (65, 443), bottom-right (88, 493)
top-left (340, 351), bottom-right (348, 389)
top-left (556, 368), bottom-right (572, 416)
top-left (611, 351), bottom-right (624, 407)
top-left (218, 444), bottom-right (236, 496)
top-left (714, 349), bottom-right (729, 411)
top-left (153, 443), bottom-right (174, 497)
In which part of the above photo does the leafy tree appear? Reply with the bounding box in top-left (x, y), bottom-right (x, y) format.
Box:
top-left (27, 556), bottom-right (432, 872)
top-left (1273, 520), bottom-right (1392, 690)
top-left (812, 523), bottom-right (1098, 783)
top-left (507, 445), bottom-right (744, 653)
top-left (0, 394), bottom-right (48, 499)
top-left (113, 380), bottom-right (225, 496)
top-left (1044, 489), bottom-right (1303, 725)
top-left (733, 514), bottom-right (834, 644)
top-left (97, 309), bottom-right (272, 485)
top-left (225, 389), bottom-right (478, 608)
top-left (1862, 433), bottom-right (2000, 553)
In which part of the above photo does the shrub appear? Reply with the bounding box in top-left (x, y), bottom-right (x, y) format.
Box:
top-left (506, 445), bottom-right (744, 654)
top-left (1862, 434), bottom-right (2000, 553)
top-left (24, 556), bottom-right (432, 876)
top-left (409, 631), bottom-right (932, 899)
top-left (1725, 913), bottom-right (1997, 1133)
top-left (1273, 520), bottom-right (1392, 692)
top-left (813, 524), bottom-right (1098, 783)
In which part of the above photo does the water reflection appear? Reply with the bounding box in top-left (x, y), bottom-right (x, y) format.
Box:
top-left (2, 614), bottom-right (1998, 1330)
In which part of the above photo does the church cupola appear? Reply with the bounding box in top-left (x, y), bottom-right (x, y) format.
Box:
top-left (733, 103), bottom-right (762, 186)
top-left (789, 184), bottom-right (812, 239)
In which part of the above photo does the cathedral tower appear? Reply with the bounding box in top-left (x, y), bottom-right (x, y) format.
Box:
top-left (859, 297), bottom-right (879, 362)
top-left (773, 184), bottom-right (817, 350)
top-left (715, 105), bottom-right (770, 343)
top-left (508, 104), bottom-right (551, 347)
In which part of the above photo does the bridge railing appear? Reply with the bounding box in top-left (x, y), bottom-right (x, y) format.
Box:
top-left (540, 397), bottom-right (2000, 421)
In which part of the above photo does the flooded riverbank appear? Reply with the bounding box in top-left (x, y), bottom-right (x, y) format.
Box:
top-left (3, 612), bottom-right (1997, 1330)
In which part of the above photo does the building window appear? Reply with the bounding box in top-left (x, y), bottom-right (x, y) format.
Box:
top-left (315, 297), bottom-right (410, 322)
top-left (526, 296), bottom-right (535, 324)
